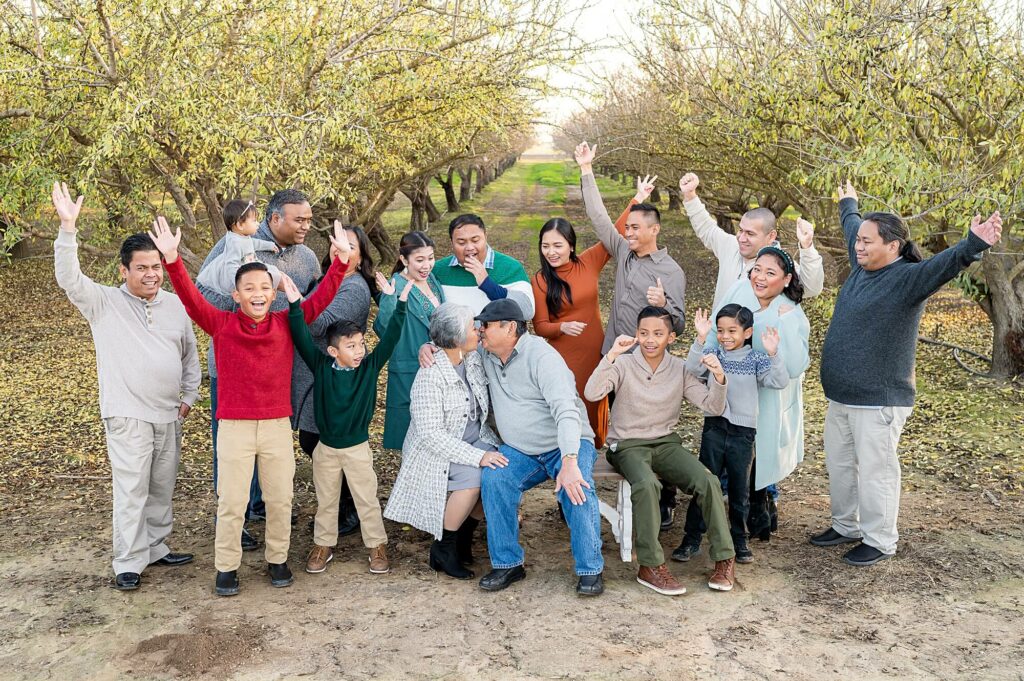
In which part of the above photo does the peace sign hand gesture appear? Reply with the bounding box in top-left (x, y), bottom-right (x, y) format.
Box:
top-left (634, 174), bottom-right (658, 203)
top-left (574, 141), bottom-right (597, 169)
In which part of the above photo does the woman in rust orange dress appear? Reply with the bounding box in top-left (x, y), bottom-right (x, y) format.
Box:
top-left (531, 177), bottom-right (656, 448)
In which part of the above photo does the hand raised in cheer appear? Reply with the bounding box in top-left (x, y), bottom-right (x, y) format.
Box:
top-left (678, 173), bottom-right (699, 201)
top-left (837, 179), bottom-right (858, 202)
top-left (795, 218), bottom-right (815, 249)
top-left (693, 308), bottom-right (712, 344)
top-left (761, 326), bottom-right (781, 357)
top-left (574, 141), bottom-right (597, 168)
top-left (327, 220), bottom-right (351, 263)
top-left (279, 273), bottom-right (301, 302)
top-left (970, 211), bottom-right (1003, 246)
top-left (560, 321), bottom-right (588, 337)
top-left (148, 216), bottom-right (182, 264)
top-left (646, 277), bottom-right (667, 307)
top-left (634, 174), bottom-right (658, 203)
top-left (700, 353), bottom-right (726, 384)
top-left (52, 181), bottom-right (84, 232)
top-left (607, 334), bottom-right (638, 361)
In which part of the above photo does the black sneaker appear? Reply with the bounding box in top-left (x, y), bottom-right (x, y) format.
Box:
top-left (576, 572), bottom-right (604, 596)
top-left (215, 570), bottom-right (239, 596)
top-left (268, 562), bottom-right (294, 587)
top-left (671, 543), bottom-right (700, 562)
top-left (241, 528), bottom-right (260, 552)
top-left (842, 543), bottom-right (892, 567)
top-left (735, 545), bottom-right (754, 564)
top-left (809, 527), bottom-right (860, 547)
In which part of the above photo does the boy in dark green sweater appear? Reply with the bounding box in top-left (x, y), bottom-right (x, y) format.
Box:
top-left (285, 277), bottom-right (412, 575)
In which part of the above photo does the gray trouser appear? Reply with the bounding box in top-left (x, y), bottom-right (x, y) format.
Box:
top-left (824, 401), bottom-right (912, 555)
top-left (103, 417), bottom-right (182, 574)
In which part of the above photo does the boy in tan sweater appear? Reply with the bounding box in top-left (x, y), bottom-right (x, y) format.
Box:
top-left (584, 306), bottom-right (736, 595)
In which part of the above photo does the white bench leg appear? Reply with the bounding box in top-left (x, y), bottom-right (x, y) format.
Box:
top-left (618, 479), bottom-right (632, 563)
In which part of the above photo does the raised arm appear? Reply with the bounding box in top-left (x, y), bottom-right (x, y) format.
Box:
top-left (583, 335), bottom-right (635, 401)
top-left (149, 217), bottom-right (227, 336)
top-left (905, 213), bottom-right (1000, 303)
top-left (575, 141), bottom-right (629, 259)
top-left (287, 297), bottom-right (328, 372)
top-left (367, 283), bottom-right (411, 372)
top-left (299, 220), bottom-right (350, 322)
top-left (837, 181), bottom-right (861, 268)
top-left (775, 309), bottom-right (811, 378)
top-left (679, 173), bottom-right (739, 259)
top-left (794, 218), bottom-right (825, 298)
top-left (51, 183), bottom-right (108, 322)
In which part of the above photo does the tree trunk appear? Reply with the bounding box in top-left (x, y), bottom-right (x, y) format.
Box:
top-left (365, 217), bottom-right (396, 269)
top-left (436, 168), bottom-right (459, 213)
top-left (458, 169), bottom-right (473, 202)
top-left (667, 187), bottom-right (682, 211)
top-left (648, 186), bottom-right (661, 204)
top-left (715, 211), bottom-right (736, 234)
top-left (402, 185), bottom-right (426, 232)
top-left (423, 180), bottom-right (442, 224)
top-left (980, 256), bottom-right (1024, 378)
top-left (475, 165), bottom-right (486, 193)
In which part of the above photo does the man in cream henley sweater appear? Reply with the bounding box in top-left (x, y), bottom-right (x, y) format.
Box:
top-left (51, 182), bottom-right (200, 591)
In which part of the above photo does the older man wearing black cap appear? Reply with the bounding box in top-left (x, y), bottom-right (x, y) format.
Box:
top-left (473, 298), bottom-right (604, 595)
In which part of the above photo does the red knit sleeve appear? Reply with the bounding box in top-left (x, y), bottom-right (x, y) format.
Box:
top-left (165, 258), bottom-right (227, 336)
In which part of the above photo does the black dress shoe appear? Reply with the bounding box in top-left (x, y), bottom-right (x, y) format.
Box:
top-left (576, 572), bottom-right (604, 596)
top-left (337, 508), bottom-right (361, 537)
top-left (114, 572), bottom-right (141, 590)
top-left (842, 543), bottom-right (893, 567)
top-left (215, 570), bottom-right (240, 596)
top-left (479, 566), bottom-right (526, 592)
top-left (151, 552), bottom-right (194, 567)
top-left (809, 527), bottom-right (860, 547)
top-left (241, 528), bottom-right (260, 552)
top-left (268, 562), bottom-right (294, 588)
top-left (659, 504), bottom-right (675, 531)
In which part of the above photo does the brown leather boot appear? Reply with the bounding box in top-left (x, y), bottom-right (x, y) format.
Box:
top-left (637, 564), bottom-right (687, 596)
top-left (708, 557), bottom-right (735, 591)
top-left (368, 544), bottom-right (390, 574)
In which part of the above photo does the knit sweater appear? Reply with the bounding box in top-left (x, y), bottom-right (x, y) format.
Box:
top-left (54, 230), bottom-right (201, 423)
top-left (195, 230), bottom-right (281, 295)
top-left (481, 333), bottom-right (595, 456)
top-left (433, 248), bottom-right (535, 318)
top-left (165, 255), bottom-right (347, 420)
top-left (683, 195), bottom-right (825, 309)
top-left (820, 198), bottom-right (992, 407)
top-left (685, 343), bottom-right (788, 429)
top-left (584, 350), bottom-right (727, 443)
top-left (289, 298), bottom-right (406, 448)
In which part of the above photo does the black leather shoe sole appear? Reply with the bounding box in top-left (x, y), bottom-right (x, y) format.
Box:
top-left (152, 553), bottom-right (194, 567)
top-left (215, 583), bottom-right (240, 596)
top-left (479, 566), bottom-right (526, 591)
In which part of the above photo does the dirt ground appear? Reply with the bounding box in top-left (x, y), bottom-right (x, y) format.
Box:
top-left (1, 158), bottom-right (1022, 680)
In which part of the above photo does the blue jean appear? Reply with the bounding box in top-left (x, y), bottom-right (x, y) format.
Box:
top-left (481, 440), bottom-right (603, 576)
top-left (210, 377), bottom-right (264, 520)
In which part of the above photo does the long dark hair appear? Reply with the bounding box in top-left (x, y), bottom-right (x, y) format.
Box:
top-left (863, 212), bottom-right (923, 263)
top-left (319, 225), bottom-right (379, 298)
top-left (752, 246), bottom-right (805, 304)
top-left (536, 218), bottom-right (578, 319)
top-left (392, 230), bottom-right (435, 275)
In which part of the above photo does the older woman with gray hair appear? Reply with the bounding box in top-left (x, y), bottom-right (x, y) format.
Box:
top-left (384, 302), bottom-right (508, 579)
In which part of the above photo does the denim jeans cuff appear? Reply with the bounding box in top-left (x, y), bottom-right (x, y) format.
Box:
top-left (490, 561), bottom-right (524, 570)
top-left (575, 568), bottom-right (603, 576)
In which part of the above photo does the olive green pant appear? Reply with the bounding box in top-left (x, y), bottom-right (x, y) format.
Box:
top-left (607, 433), bottom-right (735, 566)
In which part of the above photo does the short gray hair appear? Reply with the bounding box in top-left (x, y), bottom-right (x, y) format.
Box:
top-left (429, 302), bottom-right (475, 349)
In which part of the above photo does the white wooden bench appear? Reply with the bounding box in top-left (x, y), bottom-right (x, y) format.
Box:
top-left (592, 453), bottom-right (633, 562)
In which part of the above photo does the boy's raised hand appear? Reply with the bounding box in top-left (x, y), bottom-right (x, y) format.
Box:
top-left (701, 353), bottom-right (726, 384)
top-left (398, 279), bottom-right (414, 302)
top-left (375, 271), bottom-right (396, 296)
top-left (762, 326), bottom-right (780, 356)
top-left (148, 216), bottom-right (181, 263)
top-left (52, 181), bottom-right (84, 232)
top-left (607, 334), bottom-right (637, 361)
top-left (328, 220), bottom-right (350, 263)
top-left (693, 308), bottom-right (712, 344)
top-left (279, 273), bottom-right (302, 302)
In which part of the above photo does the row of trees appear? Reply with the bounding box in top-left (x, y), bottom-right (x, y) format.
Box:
top-left (1, 0), bottom-right (574, 263)
top-left (557, 0), bottom-right (1024, 379)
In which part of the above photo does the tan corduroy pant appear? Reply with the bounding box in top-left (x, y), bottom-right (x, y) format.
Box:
top-left (312, 440), bottom-right (387, 549)
top-left (215, 418), bottom-right (295, 571)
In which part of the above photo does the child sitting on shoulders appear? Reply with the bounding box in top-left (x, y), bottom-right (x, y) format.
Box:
top-left (290, 275), bottom-right (414, 577)
top-left (678, 304), bottom-right (789, 565)
top-left (196, 199), bottom-right (280, 294)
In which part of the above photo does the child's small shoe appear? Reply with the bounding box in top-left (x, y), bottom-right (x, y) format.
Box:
top-left (671, 542), bottom-right (700, 562)
top-left (306, 545), bottom-right (334, 574)
top-left (369, 544), bottom-right (390, 574)
top-left (735, 544), bottom-right (754, 564)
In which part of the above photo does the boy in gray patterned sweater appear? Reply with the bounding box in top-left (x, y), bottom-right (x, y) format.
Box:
top-left (680, 304), bottom-right (788, 564)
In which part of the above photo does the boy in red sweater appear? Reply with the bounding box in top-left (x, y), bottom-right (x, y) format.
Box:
top-left (150, 216), bottom-right (350, 596)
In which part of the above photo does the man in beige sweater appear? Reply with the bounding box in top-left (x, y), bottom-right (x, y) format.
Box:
top-left (584, 306), bottom-right (736, 595)
top-left (52, 183), bottom-right (201, 591)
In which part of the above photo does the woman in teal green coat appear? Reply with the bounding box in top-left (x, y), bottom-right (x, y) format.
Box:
top-left (374, 231), bottom-right (445, 449)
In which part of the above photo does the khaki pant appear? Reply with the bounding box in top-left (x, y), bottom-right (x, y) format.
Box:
top-left (824, 401), bottom-right (913, 555)
top-left (215, 418), bottom-right (295, 571)
top-left (312, 440), bottom-right (387, 549)
top-left (104, 417), bottom-right (182, 575)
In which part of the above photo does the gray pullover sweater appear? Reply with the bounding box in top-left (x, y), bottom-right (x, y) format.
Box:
top-left (686, 342), bottom-right (788, 429)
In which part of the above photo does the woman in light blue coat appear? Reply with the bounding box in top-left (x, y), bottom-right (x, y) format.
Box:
top-left (711, 246), bottom-right (810, 539)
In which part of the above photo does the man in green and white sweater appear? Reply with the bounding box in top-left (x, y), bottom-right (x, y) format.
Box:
top-left (432, 214), bottom-right (535, 318)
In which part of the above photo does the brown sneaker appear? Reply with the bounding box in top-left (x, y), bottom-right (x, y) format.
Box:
top-left (637, 564), bottom-right (687, 596)
top-left (708, 557), bottom-right (735, 592)
top-left (305, 545), bottom-right (334, 574)
top-left (368, 544), bottom-right (390, 574)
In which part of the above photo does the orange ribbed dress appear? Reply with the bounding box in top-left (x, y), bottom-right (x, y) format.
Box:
top-left (531, 202), bottom-right (635, 449)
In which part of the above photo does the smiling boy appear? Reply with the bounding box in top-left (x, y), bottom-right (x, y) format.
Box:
top-left (150, 216), bottom-right (350, 596)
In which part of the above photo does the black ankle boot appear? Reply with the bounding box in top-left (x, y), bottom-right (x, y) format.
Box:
top-left (456, 517), bottom-right (480, 567)
top-left (429, 530), bottom-right (474, 580)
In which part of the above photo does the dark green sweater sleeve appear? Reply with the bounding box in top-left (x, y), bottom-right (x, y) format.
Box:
top-left (288, 300), bottom-right (327, 372)
top-left (838, 198), bottom-right (862, 268)
top-left (904, 231), bottom-right (990, 303)
top-left (367, 299), bottom-right (407, 373)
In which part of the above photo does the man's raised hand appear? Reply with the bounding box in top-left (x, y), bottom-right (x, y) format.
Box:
top-left (328, 220), bottom-right (351, 263)
top-left (795, 218), bottom-right (815, 249)
top-left (970, 211), bottom-right (1003, 246)
top-left (148, 216), bottom-right (181, 263)
top-left (635, 174), bottom-right (658, 203)
top-left (678, 173), bottom-right (699, 201)
top-left (52, 182), bottom-right (84, 232)
top-left (693, 308), bottom-right (712, 344)
top-left (574, 141), bottom-right (597, 169)
top-left (837, 179), bottom-right (858, 202)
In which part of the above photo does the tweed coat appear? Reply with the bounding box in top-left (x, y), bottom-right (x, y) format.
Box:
top-left (384, 349), bottom-right (499, 539)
